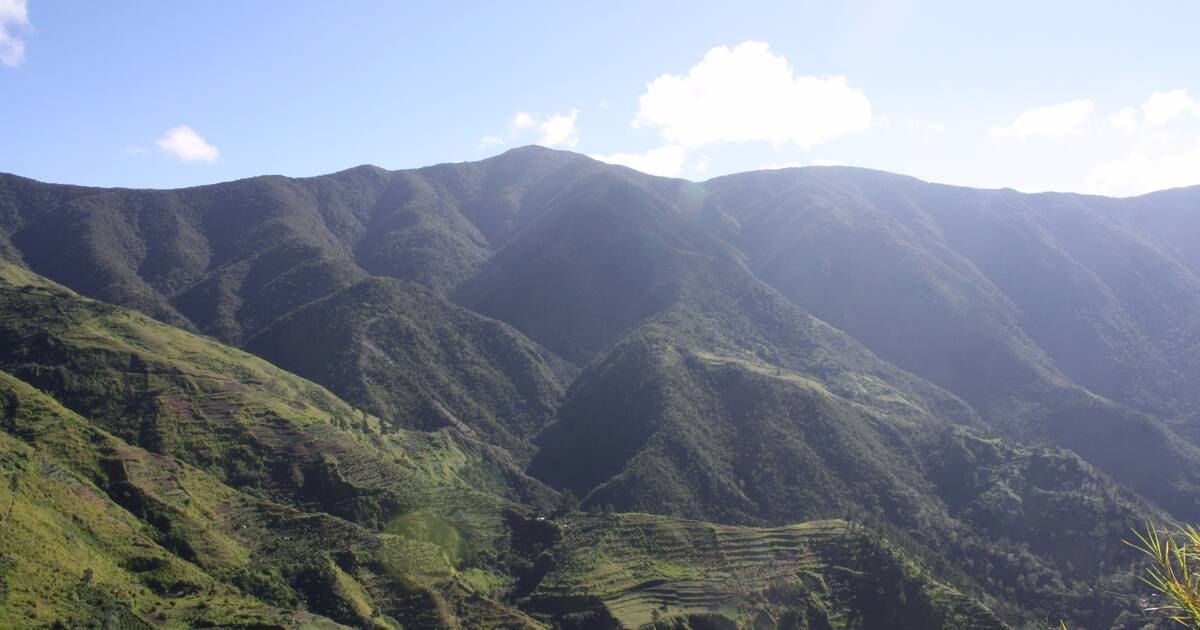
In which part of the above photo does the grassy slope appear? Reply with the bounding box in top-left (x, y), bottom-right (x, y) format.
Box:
top-left (0, 270), bottom-right (563, 627)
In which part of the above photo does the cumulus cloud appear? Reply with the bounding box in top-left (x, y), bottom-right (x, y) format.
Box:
top-left (1141, 89), bottom-right (1197, 126)
top-left (1085, 140), bottom-right (1200, 197)
top-left (542, 109), bottom-right (583, 147)
top-left (0, 0), bottom-right (29, 67)
top-left (989, 99), bottom-right (1095, 139)
top-left (156, 125), bottom-right (219, 163)
top-left (538, 109), bottom-right (580, 148)
top-left (590, 145), bottom-right (688, 177)
top-left (633, 41), bottom-right (872, 150)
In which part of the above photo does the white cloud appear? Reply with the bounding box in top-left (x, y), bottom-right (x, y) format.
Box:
top-left (478, 135), bottom-right (504, 150)
top-left (156, 125), bottom-right (219, 163)
top-left (633, 41), bottom-right (872, 150)
top-left (512, 111), bottom-right (536, 130)
top-left (479, 109), bottom-right (580, 152)
top-left (1076, 89), bottom-right (1200, 195)
top-left (538, 109), bottom-right (580, 148)
top-left (1085, 137), bottom-right (1200, 197)
top-left (590, 145), bottom-right (687, 177)
top-left (1141, 89), bottom-right (1196, 126)
top-left (0, 0), bottom-right (29, 67)
top-left (759, 158), bottom-right (846, 170)
top-left (989, 99), bottom-right (1095, 139)
top-left (1107, 107), bottom-right (1139, 133)
top-left (907, 118), bottom-right (945, 133)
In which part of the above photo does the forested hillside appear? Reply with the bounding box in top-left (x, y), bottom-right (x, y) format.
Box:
top-left (3, 146), bottom-right (1198, 628)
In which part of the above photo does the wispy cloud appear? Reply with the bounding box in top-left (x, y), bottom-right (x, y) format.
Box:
top-left (907, 118), bottom-right (945, 133)
top-left (156, 125), bottom-right (219, 163)
top-left (477, 135), bottom-right (505, 151)
top-left (759, 158), bottom-right (847, 170)
top-left (0, 0), bottom-right (30, 67)
top-left (478, 109), bottom-right (581, 151)
top-left (1086, 140), bottom-right (1200, 197)
top-left (1083, 89), bottom-right (1200, 195)
top-left (989, 99), bottom-right (1095, 139)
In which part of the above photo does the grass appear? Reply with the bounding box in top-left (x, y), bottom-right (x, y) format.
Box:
top-left (384, 510), bottom-right (467, 568)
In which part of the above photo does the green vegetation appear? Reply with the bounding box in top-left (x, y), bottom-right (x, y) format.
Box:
top-left (385, 510), bottom-right (467, 567)
top-left (3, 148), bottom-right (1200, 627)
top-left (1128, 524), bottom-right (1200, 628)
top-left (528, 514), bottom-right (1006, 629)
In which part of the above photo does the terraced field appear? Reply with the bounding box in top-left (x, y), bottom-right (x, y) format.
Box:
top-left (529, 514), bottom-right (1007, 629)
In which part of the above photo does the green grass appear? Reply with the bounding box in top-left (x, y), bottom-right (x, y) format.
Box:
top-left (384, 510), bottom-right (467, 568)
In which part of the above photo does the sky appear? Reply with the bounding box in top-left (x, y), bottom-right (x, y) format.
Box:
top-left (1, 1), bottom-right (1199, 196)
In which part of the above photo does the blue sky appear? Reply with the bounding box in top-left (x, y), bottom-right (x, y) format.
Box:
top-left (1, 1), bottom-right (1198, 195)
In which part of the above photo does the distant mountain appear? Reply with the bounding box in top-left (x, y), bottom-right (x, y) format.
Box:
top-left (2, 147), bottom-right (1198, 627)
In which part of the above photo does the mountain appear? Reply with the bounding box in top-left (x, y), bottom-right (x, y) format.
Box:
top-left (0, 263), bottom-right (1003, 629)
top-left (2, 147), bottom-right (1199, 627)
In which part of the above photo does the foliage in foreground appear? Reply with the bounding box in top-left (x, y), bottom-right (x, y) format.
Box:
top-left (1127, 524), bottom-right (1200, 628)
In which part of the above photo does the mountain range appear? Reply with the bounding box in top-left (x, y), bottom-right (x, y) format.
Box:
top-left (1, 145), bottom-right (1198, 629)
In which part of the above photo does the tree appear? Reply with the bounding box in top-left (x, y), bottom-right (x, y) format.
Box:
top-left (555, 490), bottom-right (579, 516)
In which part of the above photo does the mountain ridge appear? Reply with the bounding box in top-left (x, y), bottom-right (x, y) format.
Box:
top-left (3, 147), bottom-right (1199, 627)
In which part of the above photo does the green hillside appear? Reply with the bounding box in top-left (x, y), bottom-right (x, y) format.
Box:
top-left (0, 272), bottom-right (548, 627)
top-left (0, 267), bottom-right (1014, 628)
top-left (3, 149), bottom-right (1200, 627)
top-left (527, 515), bottom-right (1007, 629)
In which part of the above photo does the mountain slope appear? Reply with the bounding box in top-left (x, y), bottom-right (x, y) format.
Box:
top-left (527, 515), bottom-right (1008, 630)
top-left (2, 150), bottom-right (1199, 627)
top-left (0, 265), bottom-right (1019, 629)
top-left (0, 269), bottom-right (563, 627)
top-left (701, 167), bottom-right (1200, 435)
top-left (246, 277), bottom-right (574, 461)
